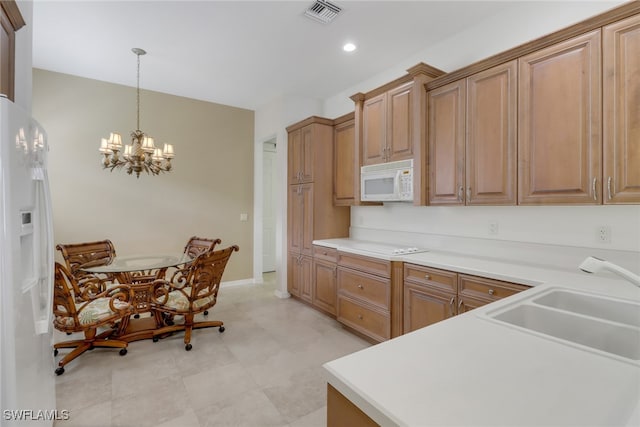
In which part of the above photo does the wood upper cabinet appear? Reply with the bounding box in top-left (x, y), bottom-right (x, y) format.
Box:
top-left (466, 60), bottom-right (518, 205)
top-left (603, 14), bottom-right (640, 204)
top-left (288, 125), bottom-right (314, 184)
top-left (0, 2), bottom-right (25, 101)
top-left (518, 30), bottom-right (602, 205)
top-left (333, 113), bottom-right (356, 206)
top-left (362, 93), bottom-right (387, 165)
top-left (428, 79), bottom-right (466, 205)
top-left (362, 81), bottom-right (414, 165)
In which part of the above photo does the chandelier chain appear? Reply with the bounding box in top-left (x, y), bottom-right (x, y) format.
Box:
top-left (136, 52), bottom-right (141, 131)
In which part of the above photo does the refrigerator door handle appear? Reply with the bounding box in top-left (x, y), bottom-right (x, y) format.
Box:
top-left (31, 166), bottom-right (54, 335)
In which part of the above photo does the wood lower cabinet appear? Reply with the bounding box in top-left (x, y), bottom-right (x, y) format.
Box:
top-left (288, 252), bottom-right (312, 302)
top-left (288, 184), bottom-right (313, 256)
top-left (518, 30), bottom-right (602, 205)
top-left (403, 263), bottom-right (530, 333)
top-left (603, 14), bottom-right (640, 204)
top-left (312, 245), bottom-right (339, 316)
top-left (336, 252), bottom-right (403, 342)
top-left (327, 384), bottom-right (379, 427)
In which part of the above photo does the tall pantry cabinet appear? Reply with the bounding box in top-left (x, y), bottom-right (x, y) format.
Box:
top-left (287, 117), bottom-right (350, 303)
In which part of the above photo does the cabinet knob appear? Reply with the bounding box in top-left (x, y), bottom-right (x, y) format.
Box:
top-left (357, 284), bottom-right (364, 289)
top-left (358, 314), bottom-right (363, 320)
top-left (424, 274), bottom-right (430, 280)
top-left (488, 289), bottom-right (495, 296)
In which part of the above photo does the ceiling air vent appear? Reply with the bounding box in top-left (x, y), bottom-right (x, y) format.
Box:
top-left (304, 0), bottom-right (342, 24)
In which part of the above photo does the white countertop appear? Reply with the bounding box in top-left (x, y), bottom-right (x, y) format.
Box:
top-left (318, 238), bottom-right (640, 426)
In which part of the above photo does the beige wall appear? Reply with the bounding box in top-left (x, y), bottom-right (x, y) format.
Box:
top-left (32, 69), bottom-right (254, 282)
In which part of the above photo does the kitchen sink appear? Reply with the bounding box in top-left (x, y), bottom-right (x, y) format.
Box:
top-left (482, 287), bottom-right (640, 364)
top-left (533, 289), bottom-right (640, 327)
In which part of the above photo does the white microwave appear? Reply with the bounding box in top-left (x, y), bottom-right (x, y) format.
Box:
top-left (361, 159), bottom-right (413, 202)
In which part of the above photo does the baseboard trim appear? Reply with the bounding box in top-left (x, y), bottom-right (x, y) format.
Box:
top-left (220, 278), bottom-right (255, 288)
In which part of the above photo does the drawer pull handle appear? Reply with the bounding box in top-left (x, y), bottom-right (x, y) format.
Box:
top-left (357, 284), bottom-right (364, 289)
top-left (488, 289), bottom-right (495, 296)
top-left (449, 297), bottom-right (455, 313)
top-left (424, 274), bottom-right (430, 280)
top-left (358, 314), bottom-right (363, 320)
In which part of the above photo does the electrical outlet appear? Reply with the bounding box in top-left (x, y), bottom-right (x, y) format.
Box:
top-left (597, 226), bottom-right (611, 244)
top-left (488, 221), bottom-right (499, 235)
top-left (240, 213), bottom-right (248, 222)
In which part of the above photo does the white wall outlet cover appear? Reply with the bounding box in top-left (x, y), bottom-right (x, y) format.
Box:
top-left (240, 213), bottom-right (248, 221)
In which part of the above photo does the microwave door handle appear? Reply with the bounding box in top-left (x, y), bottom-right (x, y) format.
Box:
top-left (394, 170), bottom-right (402, 198)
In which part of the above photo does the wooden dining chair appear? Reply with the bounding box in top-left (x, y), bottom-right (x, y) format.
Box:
top-left (150, 245), bottom-right (239, 350)
top-left (56, 240), bottom-right (117, 291)
top-left (183, 236), bottom-right (222, 258)
top-left (52, 262), bottom-right (134, 375)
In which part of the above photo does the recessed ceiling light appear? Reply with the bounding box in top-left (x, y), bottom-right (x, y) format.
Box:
top-left (343, 42), bottom-right (356, 52)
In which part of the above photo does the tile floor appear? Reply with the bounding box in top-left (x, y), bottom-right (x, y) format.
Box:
top-left (53, 273), bottom-right (371, 427)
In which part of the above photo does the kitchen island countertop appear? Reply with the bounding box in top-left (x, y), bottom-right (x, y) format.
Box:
top-left (317, 238), bottom-right (640, 426)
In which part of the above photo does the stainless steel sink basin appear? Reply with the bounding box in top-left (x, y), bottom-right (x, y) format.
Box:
top-left (482, 287), bottom-right (640, 364)
top-left (533, 289), bottom-right (640, 327)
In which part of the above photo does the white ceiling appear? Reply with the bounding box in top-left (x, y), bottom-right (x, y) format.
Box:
top-left (31, 1), bottom-right (618, 111)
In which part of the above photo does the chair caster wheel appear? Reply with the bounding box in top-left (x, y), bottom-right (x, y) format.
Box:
top-left (219, 326), bottom-right (225, 333)
top-left (204, 310), bottom-right (209, 316)
top-left (66, 332), bottom-right (72, 336)
top-left (119, 348), bottom-right (128, 356)
top-left (185, 344), bottom-right (192, 351)
top-left (55, 367), bottom-right (64, 376)
top-left (54, 349), bottom-right (58, 356)
top-left (133, 314), bottom-right (140, 319)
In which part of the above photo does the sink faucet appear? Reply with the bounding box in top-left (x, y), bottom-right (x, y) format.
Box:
top-left (579, 256), bottom-right (640, 287)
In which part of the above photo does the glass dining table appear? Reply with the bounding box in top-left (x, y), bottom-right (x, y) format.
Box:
top-left (80, 253), bottom-right (194, 342)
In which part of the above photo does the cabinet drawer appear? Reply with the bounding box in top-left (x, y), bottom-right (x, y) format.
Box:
top-left (337, 296), bottom-right (390, 342)
top-left (338, 267), bottom-right (390, 310)
top-left (404, 263), bottom-right (457, 293)
top-left (313, 245), bottom-right (338, 263)
top-left (338, 252), bottom-right (391, 278)
top-left (458, 274), bottom-right (529, 301)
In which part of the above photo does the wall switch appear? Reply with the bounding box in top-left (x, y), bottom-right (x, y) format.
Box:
top-left (597, 225), bottom-right (611, 244)
top-left (240, 213), bottom-right (248, 222)
top-left (488, 221), bottom-right (499, 235)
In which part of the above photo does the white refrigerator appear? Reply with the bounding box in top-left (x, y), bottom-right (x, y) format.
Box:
top-left (0, 97), bottom-right (56, 426)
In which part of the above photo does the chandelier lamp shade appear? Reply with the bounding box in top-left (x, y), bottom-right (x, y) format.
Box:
top-left (99, 48), bottom-right (175, 178)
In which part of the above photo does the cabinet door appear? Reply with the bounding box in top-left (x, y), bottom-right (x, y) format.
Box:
top-left (287, 184), bottom-right (313, 255)
top-left (287, 252), bottom-right (300, 297)
top-left (300, 255), bottom-right (313, 303)
top-left (313, 258), bottom-right (337, 315)
top-left (334, 118), bottom-right (356, 205)
top-left (288, 125), bottom-right (315, 184)
top-left (403, 283), bottom-right (456, 334)
top-left (518, 30), bottom-right (602, 204)
top-left (457, 295), bottom-right (491, 314)
top-left (428, 80), bottom-right (466, 205)
top-left (466, 60), bottom-right (517, 205)
top-left (387, 82), bottom-right (413, 162)
top-left (603, 15), bottom-right (640, 204)
top-left (362, 93), bottom-right (387, 165)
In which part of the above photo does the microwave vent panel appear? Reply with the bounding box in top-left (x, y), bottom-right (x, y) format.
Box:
top-left (304, 0), bottom-right (342, 24)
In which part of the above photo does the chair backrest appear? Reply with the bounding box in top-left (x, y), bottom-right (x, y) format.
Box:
top-left (52, 262), bottom-right (81, 331)
top-left (187, 245), bottom-right (239, 302)
top-left (183, 236), bottom-right (222, 258)
top-left (56, 240), bottom-right (116, 277)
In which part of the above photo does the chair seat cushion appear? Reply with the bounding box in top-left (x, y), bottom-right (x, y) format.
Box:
top-left (163, 287), bottom-right (215, 312)
top-left (56, 297), bottom-right (129, 327)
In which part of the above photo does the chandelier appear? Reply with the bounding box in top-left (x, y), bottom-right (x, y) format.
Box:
top-left (99, 48), bottom-right (175, 178)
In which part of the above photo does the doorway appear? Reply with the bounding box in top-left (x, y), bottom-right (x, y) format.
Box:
top-left (262, 139), bottom-right (277, 272)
